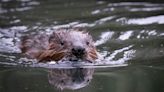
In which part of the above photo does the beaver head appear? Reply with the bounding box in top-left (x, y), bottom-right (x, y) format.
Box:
top-left (45, 29), bottom-right (98, 62)
top-left (21, 28), bottom-right (98, 63)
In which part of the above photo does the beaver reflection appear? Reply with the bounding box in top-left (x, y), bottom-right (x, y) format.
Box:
top-left (48, 68), bottom-right (94, 90)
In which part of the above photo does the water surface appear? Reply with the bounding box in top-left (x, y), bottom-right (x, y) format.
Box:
top-left (0, 0), bottom-right (164, 92)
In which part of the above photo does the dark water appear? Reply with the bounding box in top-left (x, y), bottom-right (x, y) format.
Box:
top-left (0, 0), bottom-right (164, 92)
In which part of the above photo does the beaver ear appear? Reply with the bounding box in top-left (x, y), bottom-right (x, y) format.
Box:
top-left (49, 32), bottom-right (60, 42)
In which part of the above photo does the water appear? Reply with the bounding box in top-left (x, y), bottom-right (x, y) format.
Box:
top-left (0, 0), bottom-right (164, 92)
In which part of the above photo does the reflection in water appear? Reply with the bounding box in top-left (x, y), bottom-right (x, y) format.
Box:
top-left (48, 68), bottom-right (94, 90)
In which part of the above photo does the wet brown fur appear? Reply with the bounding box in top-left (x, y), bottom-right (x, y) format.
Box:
top-left (20, 28), bottom-right (98, 62)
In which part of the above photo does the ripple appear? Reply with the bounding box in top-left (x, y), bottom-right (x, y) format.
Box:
top-left (130, 7), bottom-right (164, 12)
top-left (0, 26), bottom-right (28, 53)
top-left (104, 45), bottom-right (135, 61)
top-left (95, 16), bottom-right (116, 24)
top-left (137, 30), bottom-right (158, 39)
top-left (160, 33), bottom-right (164, 36)
top-left (0, 37), bottom-right (21, 53)
top-left (30, 62), bottom-right (128, 69)
top-left (1, 0), bottom-right (11, 2)
top-left (94, 31), bottom-right (114, 46)
top-left (127, 15), bottom-right (164, 25)
top-left (0, 8), bottom-right (8, 14)
top-left (91, 9), bottom-right (101, 15)
top-left (0, 0), bottom-right (40, 14)
top-left (15, 57), bottom-right (128, 69)
top-left (118, 31), bottom-right (133, 40)
top-left (108, 2), bottom-right (164, 7)
top-left (51, 16), bottom-right (115, 29)
top-left (15, 7), bottom-right (33, 12)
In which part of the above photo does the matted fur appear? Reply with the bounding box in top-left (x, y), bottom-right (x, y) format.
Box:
top-left (20, 28), bottom-right (98, 62)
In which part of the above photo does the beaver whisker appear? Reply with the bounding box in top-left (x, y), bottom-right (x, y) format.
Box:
top-left (51, 51), bottom-right (65, 57)
top-left (51, 53), bottom-right (65, 62)
top-left (88, 53), bottom-right (97, 60)
top-left (37, 50), bottom-right (66, 62)
top-left (85, 56), bottom-right (94, 63)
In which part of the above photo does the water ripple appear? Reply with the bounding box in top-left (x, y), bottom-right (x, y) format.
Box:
top-left (127, 15), bottom-right (164, 25)
top-left (129, 7), bottom-right (164, 12)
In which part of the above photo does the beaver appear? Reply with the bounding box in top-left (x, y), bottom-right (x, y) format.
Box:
top-left (20, 28), bottom-right (98, 63)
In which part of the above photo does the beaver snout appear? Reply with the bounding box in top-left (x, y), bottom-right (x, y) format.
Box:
top-left (72, 46), bottom-right (86, 58)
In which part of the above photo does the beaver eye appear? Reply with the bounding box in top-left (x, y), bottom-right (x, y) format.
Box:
top-left (60, 41), bottom-right (64, 46)
top-left (86, 41), bottom-right (90, 45)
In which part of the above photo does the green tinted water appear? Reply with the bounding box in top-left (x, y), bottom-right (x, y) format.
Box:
top-left (0, 0), bottom-right (164, 92)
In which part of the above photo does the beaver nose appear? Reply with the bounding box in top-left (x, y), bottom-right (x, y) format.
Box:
top-left (72, 47), bottom-right (85, 57)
